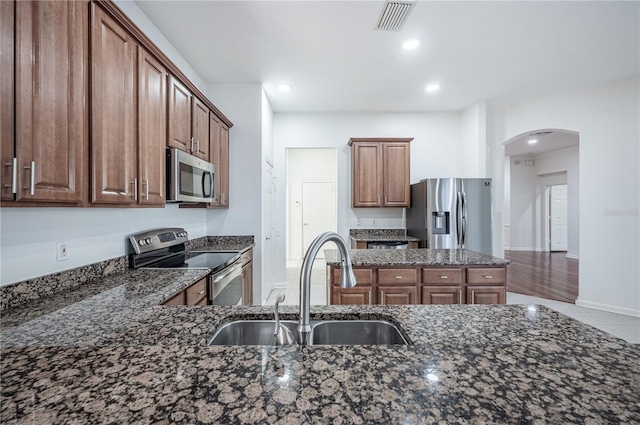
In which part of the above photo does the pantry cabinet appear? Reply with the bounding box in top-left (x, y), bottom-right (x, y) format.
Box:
top-left (5, 0), bottom-right (88, 204)
top-left (349, 138), bottom-right (412, 208)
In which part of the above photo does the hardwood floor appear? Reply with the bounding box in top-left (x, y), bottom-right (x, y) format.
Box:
top-left (504, 251), bottom-right (579, 303)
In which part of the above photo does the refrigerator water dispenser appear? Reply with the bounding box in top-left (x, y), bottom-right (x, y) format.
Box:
top-left (432, 212), bottom-right (450, 234)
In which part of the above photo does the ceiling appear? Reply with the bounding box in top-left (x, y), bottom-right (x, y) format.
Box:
top-left (134, 1), bottom-right (639, 113)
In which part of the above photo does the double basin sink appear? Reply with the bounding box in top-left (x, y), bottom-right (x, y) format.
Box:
top-left (209, 319), bottom-right (410, 346)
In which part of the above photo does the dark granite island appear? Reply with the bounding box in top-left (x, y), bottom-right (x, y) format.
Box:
top-left (1, 267), bottom-right (639, 423)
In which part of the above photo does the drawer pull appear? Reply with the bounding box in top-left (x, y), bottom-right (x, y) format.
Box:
top-left (484, 275), bottom-right (493, 279)
top-left (440, 276), bottom-right (448, 279)
top-left (471, 290), bottom-right (475, 304)
top-left (197, 290), bottom-right (205, 295)
top-left (395, 276), bottom-right (403, 279)
top-left (459, 290), bottom-right (462, 305)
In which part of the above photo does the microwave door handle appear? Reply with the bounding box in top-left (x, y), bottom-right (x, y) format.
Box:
top-left (202, 171), bottom-right (212, 198)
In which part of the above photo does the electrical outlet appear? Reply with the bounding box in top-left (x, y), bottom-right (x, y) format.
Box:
top-left (57, 241), bottom-right (70, 262)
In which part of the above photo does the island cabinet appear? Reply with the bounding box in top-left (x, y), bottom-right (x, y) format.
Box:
top-left (349, 138), bottom-right (413, 208)
top-left (3, 0), bottom-right (88, 205)
top-left (162, 277), bottom-right (207, 306)
top-left (329, 264), bottom-right (507, 305)
top-left (421, 268), bottom-right (464, 305)
top-left (330, 268), bottom-right (374, 305)
top-left (168, 76), bottom-right (210, 161)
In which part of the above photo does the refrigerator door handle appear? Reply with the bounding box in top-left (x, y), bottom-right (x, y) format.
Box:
top-left (456, 192), bottom-right (463, 246)
top-left (461, 192), bottom-right (468, 247)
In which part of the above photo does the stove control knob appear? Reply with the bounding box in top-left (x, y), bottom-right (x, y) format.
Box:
top-left (138, 239), bottom-right (145, 246)
top-left (145, 238), bottom-right (153, 244)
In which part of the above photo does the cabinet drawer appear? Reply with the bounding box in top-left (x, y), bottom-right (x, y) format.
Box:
top-left (377, 268), bottom-right (418, 285)
top-left (163, 291), bottom-right (185, 306)
top-left (467, 268), bottom-right (506, 284)
top-left (185, 277), bottom-right (207, 305)
top-left (422, 268), bottom-right (463, 285)
top-left (331, 267), bottom-right (372, 286)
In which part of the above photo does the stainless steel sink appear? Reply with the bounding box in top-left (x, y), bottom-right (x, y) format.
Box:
top-left (209, 320), bottom-right (299, 345)
top-left (208, 319), bottom-right (409, 346)
top-left (310, 320), bottom-right (409, 345)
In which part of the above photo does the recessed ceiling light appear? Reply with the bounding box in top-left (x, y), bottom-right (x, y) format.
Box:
top-left (425, 83), bottom-right (440, 93)
top-left (402, 39), bottom-right (420, 50)
top-left (277, 84), bottom-right (291, 92)
top-left (528, 139), bottom-right (538, 145)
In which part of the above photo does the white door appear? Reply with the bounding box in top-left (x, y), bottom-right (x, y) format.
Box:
top-left (550, 185), bottom-right (568, 251)
top-left (302, 181), bottom-right (335, 259)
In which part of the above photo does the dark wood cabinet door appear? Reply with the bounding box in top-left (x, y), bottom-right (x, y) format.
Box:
top-left (15, 0), bottom-right (88, 203)
top-left (331, 286), bottom-right (373, 305)
top-left (352, 142), bottom-right (382, 207)
top-left (168, 75), bottom-right (192, 153)
top-left (208, 114), bottom-right (229, 208)
top-left (382, 142), bottom-right (410, 207)
top-left (0, 0), bottom-right (15, 201)
top-left (91, 3), bottom-right (137, 204)
top-left (192, 98), bottom-right (209, 160)
top-left (421, 285), bottom-right (462, 305)
top-left (466, 286), bottom-right (506, 305)
top-left (378, 286), bottom-right (418, 305)
top-left (138, 48), bottom-right (166, 205)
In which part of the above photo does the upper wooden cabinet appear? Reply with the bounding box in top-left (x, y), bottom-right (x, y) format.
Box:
top-left (208, 114), bottom-right (230, 208)
top-left (349, 138), bottom-right (412, 208)
top-left (5, 0), bottom-right (88, 204)
top-left (91, 3), bottom-right (138, 205)
top-left (168, 76), bottom-right (210, 161)
top-left (137, 48), bottom-right (167, 205)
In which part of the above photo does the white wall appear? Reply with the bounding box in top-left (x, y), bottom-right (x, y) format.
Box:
top-left (0, 206), bottom-right (207, 285)
top-left (273, 111), bottom-right (469, 284)
top-left (508, 156), bottom-right (537, 251)
top-left (460, 102), bottom-right (488, 177)
top-left (488, 76), bottom-right (639, 316)
top-left (0, 1), bottom-right (211, 286)
top-left (206, 83), bottom-right (265, 303)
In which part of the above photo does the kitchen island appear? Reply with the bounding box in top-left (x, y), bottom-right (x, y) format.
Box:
top-left (1, 267), bottom-right (639, 423)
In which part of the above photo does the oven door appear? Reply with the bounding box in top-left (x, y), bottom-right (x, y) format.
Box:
top-left (209, 259), bottom-right (243, 305)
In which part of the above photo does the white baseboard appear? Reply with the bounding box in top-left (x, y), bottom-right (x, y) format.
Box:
top-left (507, 247), bottom-right (545, 252)
top-left (575, 299), bottom-right (640, 318)
top-left (565, 253), bottom-right (579, 260)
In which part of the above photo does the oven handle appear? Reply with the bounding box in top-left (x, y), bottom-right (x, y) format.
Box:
top-left (212, 261), bottom-right (242, 283)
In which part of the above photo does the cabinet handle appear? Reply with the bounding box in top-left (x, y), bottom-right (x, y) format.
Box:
top-left (131, 179), bottom-right (138, 200)
top-left (378, 196), bottom-right (380, 205)
top-left (385, 196), bottom-right (388, 205)
top-left (23, 161), bottom-right (35, 195)
top-left (459, 290), bottom-right (462, 305)
top-left (190, 137), bottom-right (194, 152)
top-left (198, 290), bottom-right (205, 295)
top-left (221, 193), bottom-right (225, 205)
top-left (440, 276), bottom-right (448, 279)
top-left (471, 290), bottom-right (475, 305)
top-left (395, 276), bottom-right (403, 279)
top-left (196, 139), bottom-right (200, 153)
top-left (142, 180), bottom-right (149, 200)
top-left (484, 275), bottom-right (493, 279)
top-left (4, 158), bottom-right (17, 193)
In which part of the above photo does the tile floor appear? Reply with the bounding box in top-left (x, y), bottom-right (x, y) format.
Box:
top-left (265, 259), bottom-right (640, 344)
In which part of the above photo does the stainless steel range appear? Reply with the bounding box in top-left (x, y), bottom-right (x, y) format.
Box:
top-left (128, 228), bottom-right (243, 305)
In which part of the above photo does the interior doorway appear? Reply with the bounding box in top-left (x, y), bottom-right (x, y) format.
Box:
top-left (286, 148), bottom-right (337, 261)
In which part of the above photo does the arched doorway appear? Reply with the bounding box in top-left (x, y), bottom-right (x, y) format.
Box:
top-left (502, 129), bottom-right (580, 303)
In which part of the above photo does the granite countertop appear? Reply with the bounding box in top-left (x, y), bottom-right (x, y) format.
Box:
top-left (349, 228), bottom-right (420, 242)
top-left (325, 248), bottom-right (510, 266)
top-left (2, 267), bottom-right (638, 422)
top-left (187, 235), bottom-right (255, 253)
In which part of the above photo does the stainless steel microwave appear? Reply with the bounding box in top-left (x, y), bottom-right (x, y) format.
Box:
top-left (166, 147), bottom-right (215, 203)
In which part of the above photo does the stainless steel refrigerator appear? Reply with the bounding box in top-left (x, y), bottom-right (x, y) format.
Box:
top-left (406, 178), bottom-right (493, 255)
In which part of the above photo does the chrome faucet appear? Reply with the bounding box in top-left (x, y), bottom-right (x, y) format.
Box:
top-left (298, 232), bottom-right (356, 344)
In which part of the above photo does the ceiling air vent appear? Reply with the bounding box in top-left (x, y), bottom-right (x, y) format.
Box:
top-left (376, 0), bottom-right (416, 31)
